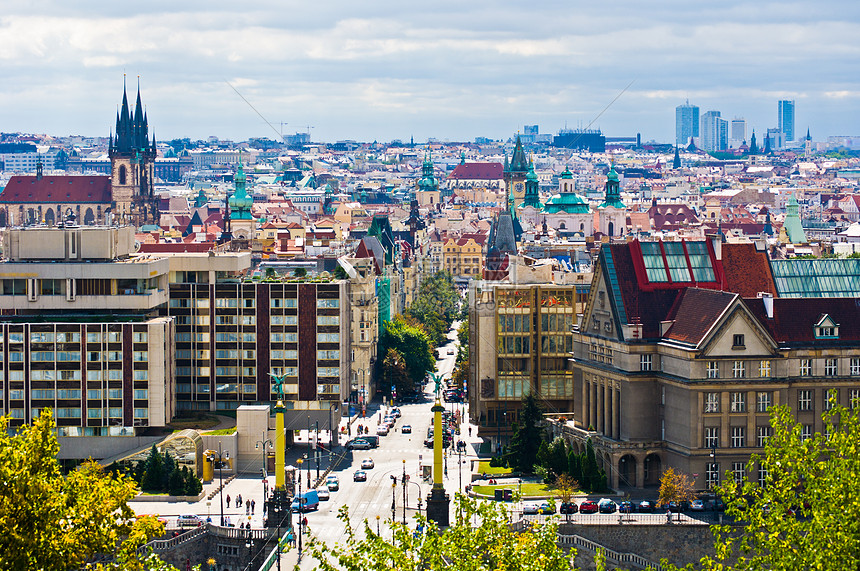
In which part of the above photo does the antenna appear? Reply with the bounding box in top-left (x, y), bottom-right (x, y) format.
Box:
top-left (223, 79), bottom-right (283, 141)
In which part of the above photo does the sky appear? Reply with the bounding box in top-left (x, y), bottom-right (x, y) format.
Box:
top-left (1, 1), bottom-right (859, 145)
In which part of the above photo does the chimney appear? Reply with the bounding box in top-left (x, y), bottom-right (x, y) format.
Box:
top-left (709, 233), bottom-right (722, 261)
top-left (758, 292), bottom-right (774, 319)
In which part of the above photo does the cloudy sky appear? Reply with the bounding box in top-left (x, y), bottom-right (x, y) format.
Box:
top-left (1, 1), bottom-right (859, 144)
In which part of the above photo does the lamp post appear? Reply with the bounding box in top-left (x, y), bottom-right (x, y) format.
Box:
top-left (376, 514), bottom-right (381, 536)
top-left (709, 444), bottom-right (716, 491)
top-left (315, 421), bottom-right (321, 482)
top-left (211, 442), bottom-right (230, 527)
top-left (306, 416), bottom-right (312, 488)
top-left (244, 515), bottom-right (253, 570)
top-left (402, 459), bottom-right (407, 525)
top-left (255, 434), bottom-right (272, 502)
top-left (328, 402), bottom-right (340, 453)
top-left (296, 457), bottom-right (303, 559)
top-left (390, 477), bottom-right (397, 524)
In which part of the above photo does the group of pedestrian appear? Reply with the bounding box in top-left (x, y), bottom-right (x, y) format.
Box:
top-left (223, 493), bottom-right (255, 514)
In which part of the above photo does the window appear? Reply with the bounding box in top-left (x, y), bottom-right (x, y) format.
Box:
top-left (730, 392), bottom-right (746, 413)
top-left (31, 351), bottom-right (55, 362)
top-left (317, 349), bottom-right (340, 360)
top-left (640, 354), bottom-right (652, 372)
top-left (88, 408), bottom-right (102, 419)
top-left (756, 391), bottom-right (772, 412)
top-left (759, 360), bottom-right (771, 378)
top-left (317, 299), bottom-right (339, 308)
top-left (133, 408), bottom-right (148, 419)
top-left (732, 462), bottom-right (745, 483)
top-left (798, 389), bottom-right (812, 411)
top-left (706, 463), bottom-right (720, 488)
top-left (824, 388), bottom-right (837, 411)
top-left (731, 426), bottom-right (745, 448)
top-left (317, 315), bottom-right (340, 326)
top-left (824, 358), bottom-right (837, 376)
top-left (733, 334), bottom-right (745, 348)
top-left (851, 389), bottom-right (860, 409)
top-left (800, 424), bottom-right (812, 441)
top-left (31, 332), bottom-right (55, 343)
top-left (758, 466), bottom-right (769, 487)
top-left (707, 361), bottom-right (719, 379)
top-left (732, 361), bottom-right (746, 379)
top-left (799, 359), bottom-right (812, 376)
top-left (317, 333), bottom-right (340, 343)
top-left (704, 392), bottom-right (720, 413)
top-left (133, 332), bottom-right (148, 343)
top-left (108, 388), bottom-right (122, 399)
top-left (57, 389), bottom-right (81, 399)
top-left (852, 358), bottom-right (860, 376)
top-left (133, 389), bottom-right (148, 400)
top-left (705, 427), bottom-right (719, 449)
top-left (133, 351), bottom-right (148, 362)
top-left (757, 425), bottom-right (772, 447)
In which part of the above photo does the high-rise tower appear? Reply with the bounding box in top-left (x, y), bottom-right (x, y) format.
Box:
top-left (675, 100), bottom-right (699, 146)
top-left (109, 78), bottom-right (159, 227)
top-left (778, 100), bottom-right (796, 142)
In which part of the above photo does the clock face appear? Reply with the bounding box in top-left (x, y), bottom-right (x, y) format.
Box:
top-left (515, 182), bottom-right (524, 192)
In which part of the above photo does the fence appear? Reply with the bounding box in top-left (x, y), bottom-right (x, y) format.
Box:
top-left (557, 534), bottom-right (665, 571)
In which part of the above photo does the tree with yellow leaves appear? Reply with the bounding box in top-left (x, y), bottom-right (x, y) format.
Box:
top-left (657, 467), bottom-right (694, 522)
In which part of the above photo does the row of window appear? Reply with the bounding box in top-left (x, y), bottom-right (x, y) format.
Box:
top-left (704, 425), bottom-right (773, 448)
top-left (704, 388), bottom-right (859, 413)
top-left (706, 463), bottom-right (768, 488)
top-left (5, 332), bottom-right (148, 344)
top-left (1, 369), bottom-right (147, 382)
top-left (26, 388), bottom-right (148, 400)
top-left (705, 358), bottom-right (860, 379)
top-left (9, 407), bottom-right (149, 420)
top-left (175, 366), bottom-right (341, 378)
top-left (179, 332), bottom-right (341, 344)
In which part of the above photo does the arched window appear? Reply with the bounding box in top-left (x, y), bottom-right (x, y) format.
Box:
top-left (119, 164), bottom-right (127, 185)
top-left (608, 221), bottom-right (615, 236)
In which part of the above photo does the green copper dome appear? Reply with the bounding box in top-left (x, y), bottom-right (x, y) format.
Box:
top-left (560, 166), bottom-right (573, 179)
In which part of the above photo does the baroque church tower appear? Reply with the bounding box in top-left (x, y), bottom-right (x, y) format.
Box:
top-left (505, 135), bottom-right (529, 208)
top-left (109, 79), bottom-right (159, 227)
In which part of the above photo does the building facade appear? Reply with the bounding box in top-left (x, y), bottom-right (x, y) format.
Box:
top-left (675, 101), bottom-right (700, 146)
top-left (778, 100), bottom-right (796, 142)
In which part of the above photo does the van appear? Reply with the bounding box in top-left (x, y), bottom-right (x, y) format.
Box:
top-left (291, 490), bottom-right (320, 513)
top-left (361, 435), bottom-right (380, 448)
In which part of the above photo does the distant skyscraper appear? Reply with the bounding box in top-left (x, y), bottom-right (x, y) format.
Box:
top-left (779, 100), bottom-right (796, 142)
top-left (675, 100), bottom-right (699, 145)
top-left (700, 111), bottom-right (728, 151)
top-left (730, 118), bottom-right (746, 147)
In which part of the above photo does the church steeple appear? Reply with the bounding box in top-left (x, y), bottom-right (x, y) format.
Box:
top-left (599, 163), bottom-right (624, 209)
top-left (749, 130), bottom-right (759, 155)
top-left (673, 146), bottom-right (681, 169)
top-left (523, 156), bottom-right (540, 208)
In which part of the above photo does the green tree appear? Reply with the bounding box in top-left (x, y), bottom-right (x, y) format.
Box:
top-left (168, 468), bottom-right (185, 496)
top-left (405, 270), bottom-right (460, 346)
top-left (183, 466), bottom-right (202, 496)
top-left (378, 315), bottom-right (435, 388)
top-left (505, 393), bottom-right (545, 473)
top-left (668, 403), bottom-right (860, 571)
top-left (305, 494), bottom-right (574, 571)
top-left (567, 447), bottom-right (583, 485)
top-left (0, 410), bottom-right (170, 570)
top-left (141, 444), bottom-right (164, 492)
top-left (580, 439), bottom-right (607, 493)
top-left (381, 347), bottom-right (412, 397)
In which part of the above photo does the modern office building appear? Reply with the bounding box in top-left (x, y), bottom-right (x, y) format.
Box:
top-left (730, 118), bottom-right (746, 148)
top-left (779, 100), bottom-right (796, 142)
top-left (675, 101), bottom-right (700, 146)
top-left (0, 225), bottom-right (174, 440)
top-left (700, 111), bottom-right (728, 152)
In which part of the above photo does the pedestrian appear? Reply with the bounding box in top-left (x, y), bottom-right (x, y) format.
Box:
top-left (468, 427), bottom-right (472, 437)
top-left (251, 499), bottom-right (256, 514)
top-left (226, 494), bottom-right (231, 506)
top-left (303, 516), bottom-right (308, 527)
top-left (246, 499), bottom-right (250, 514)
top-left (237, 494), bottom-right (242, 508)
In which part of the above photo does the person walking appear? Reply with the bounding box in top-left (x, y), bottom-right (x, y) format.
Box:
top-left (226, 494), bottom-right (231, 507)
top-left (246, 499), bottom-right (250, 514)
top-left (237, 494), bottom-right (242, 508)
top-left (251, 499), bottom-right (256, 514)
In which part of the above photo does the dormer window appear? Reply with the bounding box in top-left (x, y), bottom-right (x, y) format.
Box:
top-left (814, 314), bottom-right (839, 339)
top-left (732, 334), bottom-right (745, 349)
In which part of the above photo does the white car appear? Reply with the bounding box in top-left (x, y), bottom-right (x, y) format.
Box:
top-left (177, 514), bottom-right (203, 528)
top-left (316, 487), bottom-right (331, 501)
top-left (377, 425), bottom-right (389, 436)
top-left (361, 458), bottom-right (375, 469)
top-left (522, 503), bottom-right (540, 515)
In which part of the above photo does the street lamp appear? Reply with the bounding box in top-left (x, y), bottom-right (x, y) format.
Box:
top-left (315, 420), bottom-right (321, 482)
top-left (255, 434), bottom-right (272, 501)
top-left (306, 416), bottom-right (312, 488)
top-left (402, 459), bottom-right (407, 525)
top-left (709, 444), bottom-right (717, 491)
top-left (296, 457), bottom-right (303, 558)
top-left (376, 514), bottom-right (381, 536)
top-left (328, 402), bottom-right (340, 452)
top-left (244, 515), bottom-right (253, 570)
top-left (209, 442), bottom-right (230, 527)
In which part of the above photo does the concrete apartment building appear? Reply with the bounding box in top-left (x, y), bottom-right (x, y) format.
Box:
top-left (0, 225), bottom-right (174, 458)
top-left (568, 238), bottom-right (860, 490)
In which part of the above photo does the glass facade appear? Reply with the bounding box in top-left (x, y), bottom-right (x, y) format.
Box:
top-left (771, 259), bottom-right (860, 298)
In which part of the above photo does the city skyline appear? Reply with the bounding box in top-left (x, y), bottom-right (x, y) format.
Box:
top-left (1, 1), bottom-right (859, 143)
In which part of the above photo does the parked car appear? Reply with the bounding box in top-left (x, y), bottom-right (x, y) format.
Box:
top-left (619, 500), bottom-right (635, 513)
top-left (361, 458), bottom-right (375, 469)
top-left (537, 501), bottom-right (555, 514)
top-left (325, 475), bottom-right (340, 491)
top-left (377, 425), bottom-right (389, 436)
top-left (391, 407), bottom-right (401, 418)
top-left (176, 514), bottom-right (203, 528)
top-left (598, 499), bottom-right (617, 513)
top-left (346, 438), bottom-right (372, 450)
top-left (353, 470), bottom-right (367, 482)
top-left (316, 488), bottom-right (330, 501)
top-left (401, 424), bottom-right (412, 434)
top-left (559, 502), bottom-right (578, 514)
top-left (690, 499), bottom-right (705, 512)
top-left (579, 500), bottom-right (599, 514)
top-left (666, 500), bottom-right (687, 513)
top-left (522, 503), bottom-right (540, 515)
top-left (637, 500), bottom-right (655, 513)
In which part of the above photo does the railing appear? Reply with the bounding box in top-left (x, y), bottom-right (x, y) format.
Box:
top-left (557, 534), bottom-right (664, 571)
top-left (140, 526), bottom-right (207, 553)
top-left (257, 529), bottom-right (294, 571)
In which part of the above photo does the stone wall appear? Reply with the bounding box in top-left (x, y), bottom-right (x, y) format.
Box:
top-left (558, 523), bottom-right (717, 569)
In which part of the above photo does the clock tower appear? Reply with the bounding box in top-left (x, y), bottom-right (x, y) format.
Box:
top-left (505, 135), bottom-right (529, 209)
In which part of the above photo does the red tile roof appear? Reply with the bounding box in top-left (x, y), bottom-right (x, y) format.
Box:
top-left (0, 175), bottom-right (112, 203)
top-left (721, 243), bottom-right (777, 298)
top-left (664, 288), bottom-right (737, 346)
top-left (447, 163), bottom-right (503, 180)
top-left (746, 297), bottom-right (860, 344)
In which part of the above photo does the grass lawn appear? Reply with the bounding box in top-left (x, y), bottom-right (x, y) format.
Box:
top-left (206, 427), bottom-right (237, 435)
top-left (476, 461), bottom-right (513, 475)
top-left (471, 482), bottom-right (568, 498)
